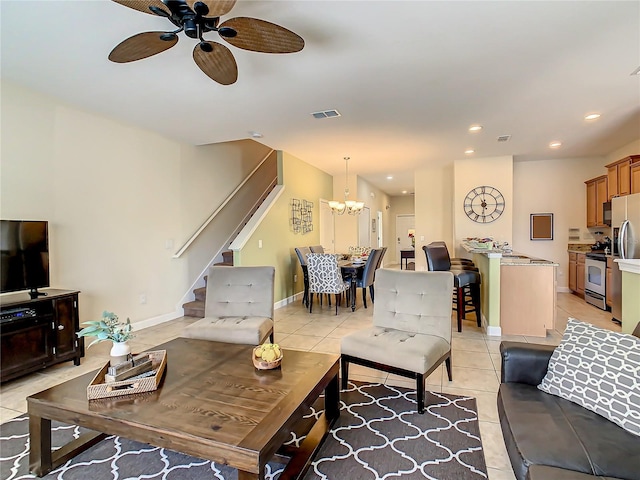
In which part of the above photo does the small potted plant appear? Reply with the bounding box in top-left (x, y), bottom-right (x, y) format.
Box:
top-left (77, 311), bottom-right (134, 363)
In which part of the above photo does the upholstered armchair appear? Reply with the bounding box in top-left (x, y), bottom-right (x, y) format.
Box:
top-left (182, 266), bottom-right (275, 345)
top-left (341, 268), bottom-right (454, 413)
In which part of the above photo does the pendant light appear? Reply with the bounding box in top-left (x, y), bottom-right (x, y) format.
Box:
top-left (329, 157), bottom-right (365, 215)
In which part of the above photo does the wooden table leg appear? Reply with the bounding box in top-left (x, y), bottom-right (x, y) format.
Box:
top-left (324, 372), bottom-right (340, 422)
top-left (29, 414), bottom-right (52, 477)
top-left (238, 469), bottom-right (262, 480)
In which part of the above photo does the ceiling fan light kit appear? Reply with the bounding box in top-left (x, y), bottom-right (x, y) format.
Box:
top-left (109, 0), bottom-right (304, 85)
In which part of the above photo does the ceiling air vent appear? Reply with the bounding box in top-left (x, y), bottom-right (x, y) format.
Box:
top-left (311, 109), bottom-right (341, 119)
top-left (497, 134), bottom-right (511, 142)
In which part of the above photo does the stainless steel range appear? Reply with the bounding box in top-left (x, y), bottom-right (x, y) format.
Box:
top-left (585, 253), bottom-right (606, 310)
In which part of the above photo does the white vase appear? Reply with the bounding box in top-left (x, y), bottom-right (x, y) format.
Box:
top-left (110, 341), bottom-right (131, 365)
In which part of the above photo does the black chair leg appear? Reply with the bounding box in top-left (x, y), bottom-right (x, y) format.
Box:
top-left (369, 284), bottom-right (375, 304)
top-left (341, 357), bottom-right (349, 389)
top-left (456, 286), bottom-right (464, 332)
top-left (416, 373), bottom-right (426, 414)
top-left (445, 356), bottom-right (452, 381)
top-left (309, 293), bottom-right (314, 313)
top-left (362, 287), bottom-right (368, 309)
top-left (472, 285), bottom-right (482, 326)
top-left (335, 293), bottom-right (340, 315)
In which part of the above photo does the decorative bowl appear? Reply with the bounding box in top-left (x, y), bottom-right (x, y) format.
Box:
top-left (252, 347), bottom-right (283, 370)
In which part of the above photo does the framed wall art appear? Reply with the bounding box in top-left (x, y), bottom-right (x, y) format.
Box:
top-left (530, 213), bottom-right (553, 240)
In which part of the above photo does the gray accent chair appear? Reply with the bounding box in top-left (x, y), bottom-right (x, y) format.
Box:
top-left (341, 268), bottom-right (454, 413)
top-left (182, 266), bottom-right (275, 345)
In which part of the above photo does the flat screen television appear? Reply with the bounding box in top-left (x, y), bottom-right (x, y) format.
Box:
top-left (0, 220), bottom-right (50, 298)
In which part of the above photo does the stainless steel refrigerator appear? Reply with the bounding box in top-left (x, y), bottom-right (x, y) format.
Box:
top-left (610, 192), bottom-right (640, 322)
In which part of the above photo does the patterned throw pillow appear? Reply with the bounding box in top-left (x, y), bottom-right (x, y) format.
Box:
top-left (538, 318), bottom-right (640, 437)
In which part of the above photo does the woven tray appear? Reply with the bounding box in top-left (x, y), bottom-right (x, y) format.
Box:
top-left (87, 350), bottom-right (166, 400)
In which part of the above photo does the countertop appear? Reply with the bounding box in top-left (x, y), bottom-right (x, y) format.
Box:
top-left (460, 241), bottom-right (558, 266)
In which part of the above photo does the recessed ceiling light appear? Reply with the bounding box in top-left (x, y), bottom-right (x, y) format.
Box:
top-left (465, 149), bottom-right (475, 154)
top-left (584, 113), bottom-right (601, 120)
top-left (249, 131), bottom-right (263, 138)
top-left (402, 190), bottom-right (408, 194)
top-left (549, 141), bottom-right (562, 148)
top-left (386, 176), bottom-right (393, 180)
top-left (469, 125), bottom-right (483, 132)
top-left (630, 66), bottom-right (640, 76)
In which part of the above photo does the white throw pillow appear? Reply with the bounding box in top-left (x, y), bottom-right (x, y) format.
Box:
top-left (538, 318), bottom-right (640, 437)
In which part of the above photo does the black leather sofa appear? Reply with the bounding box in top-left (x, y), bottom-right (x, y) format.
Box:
top-left (497, 336), bottom-right (640, 480)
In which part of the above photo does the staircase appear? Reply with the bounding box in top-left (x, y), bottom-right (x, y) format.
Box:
top-left (182, 250), bottom-right (234, 317)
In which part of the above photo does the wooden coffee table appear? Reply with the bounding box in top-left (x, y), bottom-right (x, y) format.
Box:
top-left (28, 338), bottom-right (340, 480)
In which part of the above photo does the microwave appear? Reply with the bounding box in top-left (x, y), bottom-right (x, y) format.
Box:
top-left (603, 201), bottom-right (612, 226)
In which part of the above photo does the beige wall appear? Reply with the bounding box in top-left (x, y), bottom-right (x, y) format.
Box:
top-left (0, 82), bottom-right (277, 326)
top-left (512, 156), bottom-right (606, 289)
top-left (237, 151), bottom-right (333, 302)
top-left (414, 165), bottom-right (456, 270)
top-left (454, 156), bottom-right (514, 256)
top-left (606, 139), bottom-right (640, 163)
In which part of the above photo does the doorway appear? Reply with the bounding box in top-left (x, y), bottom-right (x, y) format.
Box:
top-left (395, 214), bottom-right (415, 264)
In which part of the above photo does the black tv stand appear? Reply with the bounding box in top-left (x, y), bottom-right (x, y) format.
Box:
top-left (1, 289), bottom-right (83, 382)
top-left (29, 288), bottom-right (48, 299)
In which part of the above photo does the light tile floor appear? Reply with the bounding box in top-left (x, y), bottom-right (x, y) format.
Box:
top-left (0, 279), bottom-right (618, 480)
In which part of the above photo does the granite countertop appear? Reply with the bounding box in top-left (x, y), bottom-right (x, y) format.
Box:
top-left (567, 244), bottom-right (595, 254)
top-left (460, 242), bottom-right (558, 265)
top-left (500, 253), bottom-right (559, 266)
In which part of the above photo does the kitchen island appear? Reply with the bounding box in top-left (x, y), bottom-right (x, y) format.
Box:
top-left (461, 242), bottom-right (558, 337)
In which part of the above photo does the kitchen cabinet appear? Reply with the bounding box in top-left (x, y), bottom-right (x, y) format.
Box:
top-left (631, 160), bottom-right (640, 194)
top-left (568, 252), bottom-right (577, 292)
top-left (585, 175), bottom-right (607, 227)
top-left (568, 252), bottom-right (585, 297)
top-left (606, 155), bottom-right (640, 199)
top-left (606, 257), bottom-right (613, 308)
top-left (576, 253), bottom-right (585, 297)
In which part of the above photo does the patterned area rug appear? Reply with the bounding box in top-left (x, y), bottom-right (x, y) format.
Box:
top-left (1, 382), bottom-right (487, 480)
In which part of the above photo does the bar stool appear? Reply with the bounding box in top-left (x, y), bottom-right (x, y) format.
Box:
top-left (431, 241), bottom-right (475, 266)
top-left (424, 243), bottom-right (481, 332)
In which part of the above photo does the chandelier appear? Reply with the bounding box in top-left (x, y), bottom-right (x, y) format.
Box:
top-left (329, 157), bottom-right (365, 215)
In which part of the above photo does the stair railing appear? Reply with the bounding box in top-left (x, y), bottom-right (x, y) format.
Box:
top-left (173, 149), bottom-right (275, 258)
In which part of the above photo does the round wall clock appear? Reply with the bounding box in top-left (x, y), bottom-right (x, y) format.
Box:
top-left (464, 186), bottom-right (505, 223)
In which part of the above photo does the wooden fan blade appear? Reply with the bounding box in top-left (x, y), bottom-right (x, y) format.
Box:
top-left (193, 41), bottom-right (238, 85)
top-left (109, 32), bottom-right (178, 63)
top-left (187, 0), bottom-right (236, 17)
top-left (112, 0), bottom-right (169, 16)
top-left (219, 17), bottom-right (304, 53)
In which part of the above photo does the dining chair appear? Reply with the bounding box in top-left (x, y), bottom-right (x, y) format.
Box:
top-left (306, 253), bottom-right (350, 315)
top-left (182, 266), bottom-right (275, 345)
top-left (309, 245), bottom-right (324, 253)
top-left (355, 248), bottom-right (382, 308)
top-left (341, 268), bottom-right (454, 413)
top-left (294, 247), bottom-right (312, 307)
top-left (431, 241), bottom-right (475, 266)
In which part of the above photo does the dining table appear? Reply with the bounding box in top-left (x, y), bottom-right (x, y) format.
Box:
top-left (338, 259), bottom-right (366, 311)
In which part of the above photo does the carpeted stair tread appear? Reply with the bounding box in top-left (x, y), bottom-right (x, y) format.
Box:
top-left (182, 300), bottom-right (204, 318)
top-left (194, 287), bottom-right (206, 302)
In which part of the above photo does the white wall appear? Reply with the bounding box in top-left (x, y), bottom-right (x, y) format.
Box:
top-left (606, 139), bottom-right (640, 163)
top-left (512, 156), bottom-right (606, 289)
top-left (0, 82), bottom-right (267, 327)
top-left (453, 156), bottom-right (514, 256)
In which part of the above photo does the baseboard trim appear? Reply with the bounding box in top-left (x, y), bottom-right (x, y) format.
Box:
top-left (556, 286), bottom-right (571, 293)
top-left (486, 325), bottom-right (502, 337)
top-left (135, 309), bottom-right (184, 331)
top-left (275, 291), bottom-right (303, 309)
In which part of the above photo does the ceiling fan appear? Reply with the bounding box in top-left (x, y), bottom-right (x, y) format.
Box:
top-left (108, 0), bottom-right (304, 85)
